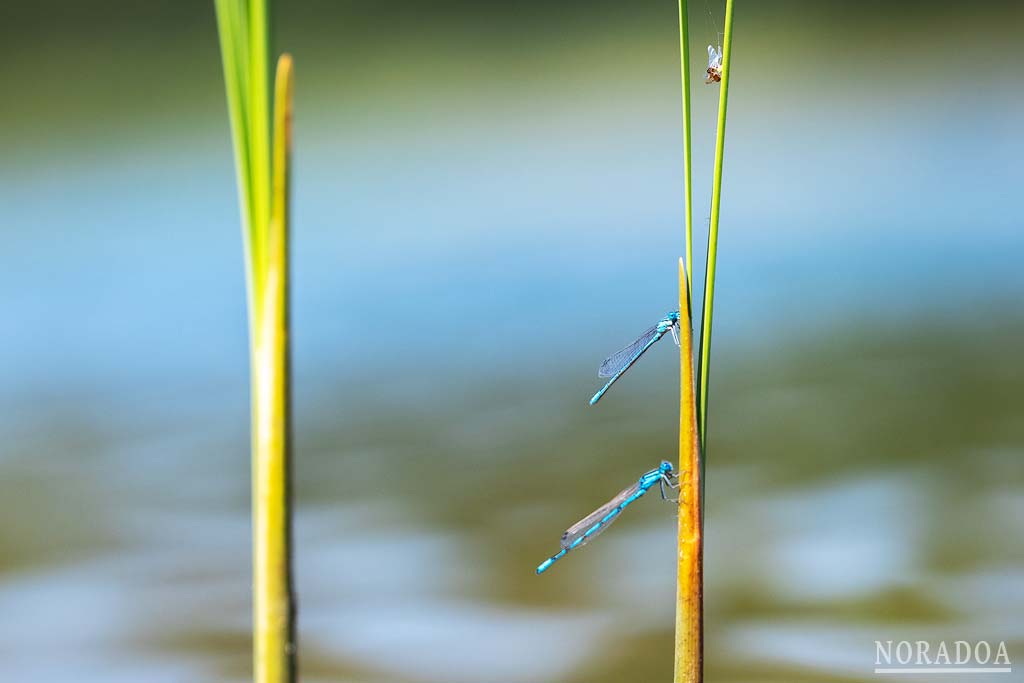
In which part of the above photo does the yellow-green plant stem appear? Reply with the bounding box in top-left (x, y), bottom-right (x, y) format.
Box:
top-left (214, 0), bottom-right (274, 326)
top-left (678, 0), bottom-right (694, 294)
top-left (696, 0), bottom-right (734, 453)
top-left (213, 2), bottom-right (296, 681)
top-left (252, 54), bottom-right (296, 683)
top-left (674, 259), bottom-right (703, 683)
top-left (247, 0), bottom-right (271, 281)
top-left (213, 0), bottom-right (257, 314)
top-left (675, 6), bottom-right (702, 679)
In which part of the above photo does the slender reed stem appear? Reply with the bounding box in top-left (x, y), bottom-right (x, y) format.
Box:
top-left (678, 0), bottom-right (694, 294)
top-left (252, 54), bottom-right (296, 683)
top-left (213, 0), bottom-right (257, 317)
top-left (674, 259), bottom-right (703, 683)
top-left (696, 0), bottom-right (734, 454)
top-left (247, 0), bottom-right (271, 286)
top-left (214, 3), bottom-right (297, 680)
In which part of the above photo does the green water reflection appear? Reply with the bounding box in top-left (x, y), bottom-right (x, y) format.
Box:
top-left (2, 318), bottom-right (1021, 681)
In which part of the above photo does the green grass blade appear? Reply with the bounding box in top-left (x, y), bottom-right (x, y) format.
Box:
top-left (248, 0), bottom-right (271, 284)
top-left (696, 0), bottom-right (734, 454)
top-left (252, 53), bottom-right (295, 683)
top-left (214, 0), bottom-right (256, 314)
top-left (213, 3), bottom-right (296, 682)
top-left (678, 0), bottom-right (694, 294)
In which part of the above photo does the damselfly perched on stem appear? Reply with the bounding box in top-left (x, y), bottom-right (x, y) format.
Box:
top-left (536, 461), bottom-right (678, 574)
top-left (590, 312), bottom-right (681, 405)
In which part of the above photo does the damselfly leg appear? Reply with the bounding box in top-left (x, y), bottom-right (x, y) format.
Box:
top-left (659, 472), bottom-right (680, 502)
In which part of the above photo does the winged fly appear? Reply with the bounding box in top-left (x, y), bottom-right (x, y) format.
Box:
top-left (705, 45), bottom-right (723, 84)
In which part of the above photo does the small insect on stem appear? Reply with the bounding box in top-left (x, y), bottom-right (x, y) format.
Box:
top-left (705, 45), bottom-right (723, 84)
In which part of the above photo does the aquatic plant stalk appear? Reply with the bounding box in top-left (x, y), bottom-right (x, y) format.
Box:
top-left (678, 0), bottom-right (694, 293)
top-left (214, 1), bottom-right (296, 681)
top-left (696, 0), bottom-right (734, 453)
top-left (252, 54), bottom-right (296, 683)
top-left (674, 259), bottom-right (703, 683)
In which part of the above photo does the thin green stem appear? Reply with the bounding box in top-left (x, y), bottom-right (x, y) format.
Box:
top-left (214, 0), bottom-right (256, 324)
top-left (247, 0), bottom-right (271, 292)
top-left (213, 4), bottom-right (296, 682)
top-left (696, 0), bottom-right (734, 454)
top-left (678, 0), bottom-right (693, 295)
top-left (252, 54), bottom-right (295, 683)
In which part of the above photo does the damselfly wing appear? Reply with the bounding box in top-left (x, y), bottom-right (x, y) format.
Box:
top-left (560, 481), bottom-right (643, 550)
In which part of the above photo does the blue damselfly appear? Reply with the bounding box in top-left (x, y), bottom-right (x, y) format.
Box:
top-left (536, 461), bottom-right (677, 574)
top-left (590, 311), bottom-right (680, 405)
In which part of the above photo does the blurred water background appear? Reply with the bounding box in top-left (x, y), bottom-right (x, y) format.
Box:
top-left (1, 1), bottom-right (1022, 681)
